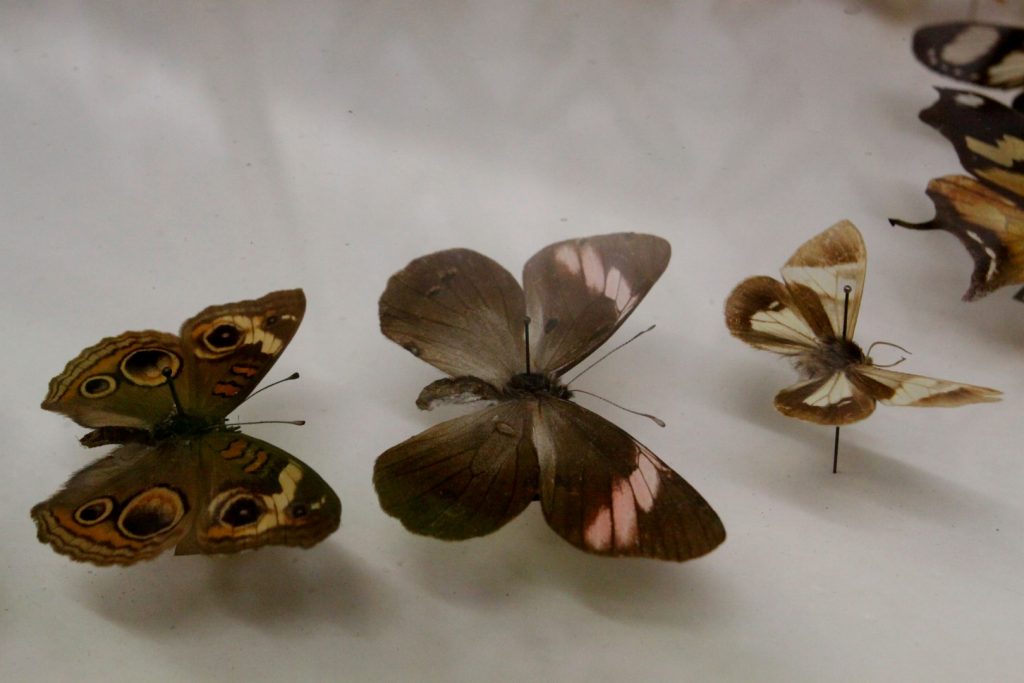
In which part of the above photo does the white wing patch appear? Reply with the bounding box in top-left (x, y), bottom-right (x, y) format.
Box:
top-left (802, 372), bottom-right (856, 407)
top-left (782, 263), bottom-right (863, 337)
top-left (748, 300), bottom-right (819, 348)
top-left (554, 244), bottom-right (582, 275)
top-left (555, 243), bottom-right (636, 313)
top-left (857, 367), bottom-right (1001, 406)
top-left (941, 25), bottom-right (1000, 65)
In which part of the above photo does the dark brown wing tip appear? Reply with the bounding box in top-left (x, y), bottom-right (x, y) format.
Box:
top-left (723, 275), bottom-right (782, 338)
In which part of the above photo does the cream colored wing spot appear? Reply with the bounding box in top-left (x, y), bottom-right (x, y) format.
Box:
top-left (857, 367), bottom-right (1002, 407)
top-left (748, 302), bottom-right (819, 347)
top-left (989, 52), bottom-right (1024, 86)
top-left (193, 314), bottom-right (294, 359)
top-left (953, 92), bottom-right (985, 108)
top-left (941, 25), bottom-right (1000, 65)
top-left (270, 463), bottom-right (303, 526)
top-left (966, 135), bottom-right (1024, 167)
top-left (802, 372), bottom-right (856, 407)
top-left (783, 264), bottom-right (863, 336)
top-left (580, 244), bottom-right (606, 294)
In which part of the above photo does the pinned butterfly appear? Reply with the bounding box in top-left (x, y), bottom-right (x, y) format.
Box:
top-left (375, 234), bottom-right (725, 561)
top-left (725, 221), bottom-right (1000, 467)
top-left (33, 289), bottom-right (341, 566)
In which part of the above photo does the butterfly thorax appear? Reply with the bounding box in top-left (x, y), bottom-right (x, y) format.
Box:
top-left (81, 411), bottom-right (227, 448)
top-left (504, 372), bottom-right (573, 400)
top-left (795, 336), bottom-right (866, 379)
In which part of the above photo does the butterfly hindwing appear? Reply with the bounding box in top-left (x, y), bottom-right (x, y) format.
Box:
top-left (185, 432), bottom-right (341, 555)
top-left (523, 233), bottom-right (670, 376)
top-left (31, 442), bottom-right (197, 566)
top-left (379, 249), bottom-right (527, 387)
top-left (531, 398), bottom-right (724, 561)
top-left (373, 402), bottom-right (540, 540)
top-left (773, 372), bottom-right (877, 425)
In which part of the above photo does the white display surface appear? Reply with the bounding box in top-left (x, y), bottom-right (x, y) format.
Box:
top-left (2, 2), bottom-right (1022, 681)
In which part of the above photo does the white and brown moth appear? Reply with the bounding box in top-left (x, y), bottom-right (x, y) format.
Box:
top-left (375, 233), bottom-right (725, 562)
top-left (725, 221), bottom-right (1001, 426)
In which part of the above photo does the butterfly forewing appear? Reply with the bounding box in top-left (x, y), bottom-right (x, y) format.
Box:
top-left (40, 331), bottom-right (184, 430)
top-left (914, 23), bottom-right (1024, 90)
top-left (780, 220), bottom-right (866, 340)
top-left (523, 233), bottom-right (670, 376)
top-left (531, 398), bottom-right (724, 561)
top-left (725, 276), bottom-right (822, 354)
top-left (379, 249), bottom-right (527, 387)
top-left (374, 403), bottom-right (540, 540)
top-left (179, 289), bottom-right (306, 420)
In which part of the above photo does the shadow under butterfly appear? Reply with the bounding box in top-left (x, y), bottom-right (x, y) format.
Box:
top-left (890, 87), bottom-right (1024, 301)
top-left (32, 289), bottom-right (341, 566)
top-left (725, 221), bottom-right (1001, 472)
top-left (375, 233), bottom-right (725, 562)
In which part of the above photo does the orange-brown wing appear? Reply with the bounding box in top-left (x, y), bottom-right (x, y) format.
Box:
top-left (890, 175), bottom-right (1024, 300)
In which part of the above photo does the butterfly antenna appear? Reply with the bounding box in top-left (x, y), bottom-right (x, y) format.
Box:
top-left (867, 341), bottom-right (911, 368)
top-left (523, 317), bottom-right (531, 374)
top-left (238, 371), bottom-right (301, 406)
top-left (565, 325), bottom-right (657, 387)
top-left (833, 285), bottom-right (853, 474)
top-left (161, 367), bottom-right (185, 416)
top-left (226, 419), bottom-right (306, 428)
top-left (572, 389), bottom-right (666, 427)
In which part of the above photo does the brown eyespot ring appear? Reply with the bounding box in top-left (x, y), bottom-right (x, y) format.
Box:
top-left (120, 348), bottom-right (182, 386)
top-left (73, 497), bottom-right (115, 525)
top-left (80, 374), bottom-right (118, 398)
top-left (116, 486), bottom-right (187, 539)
